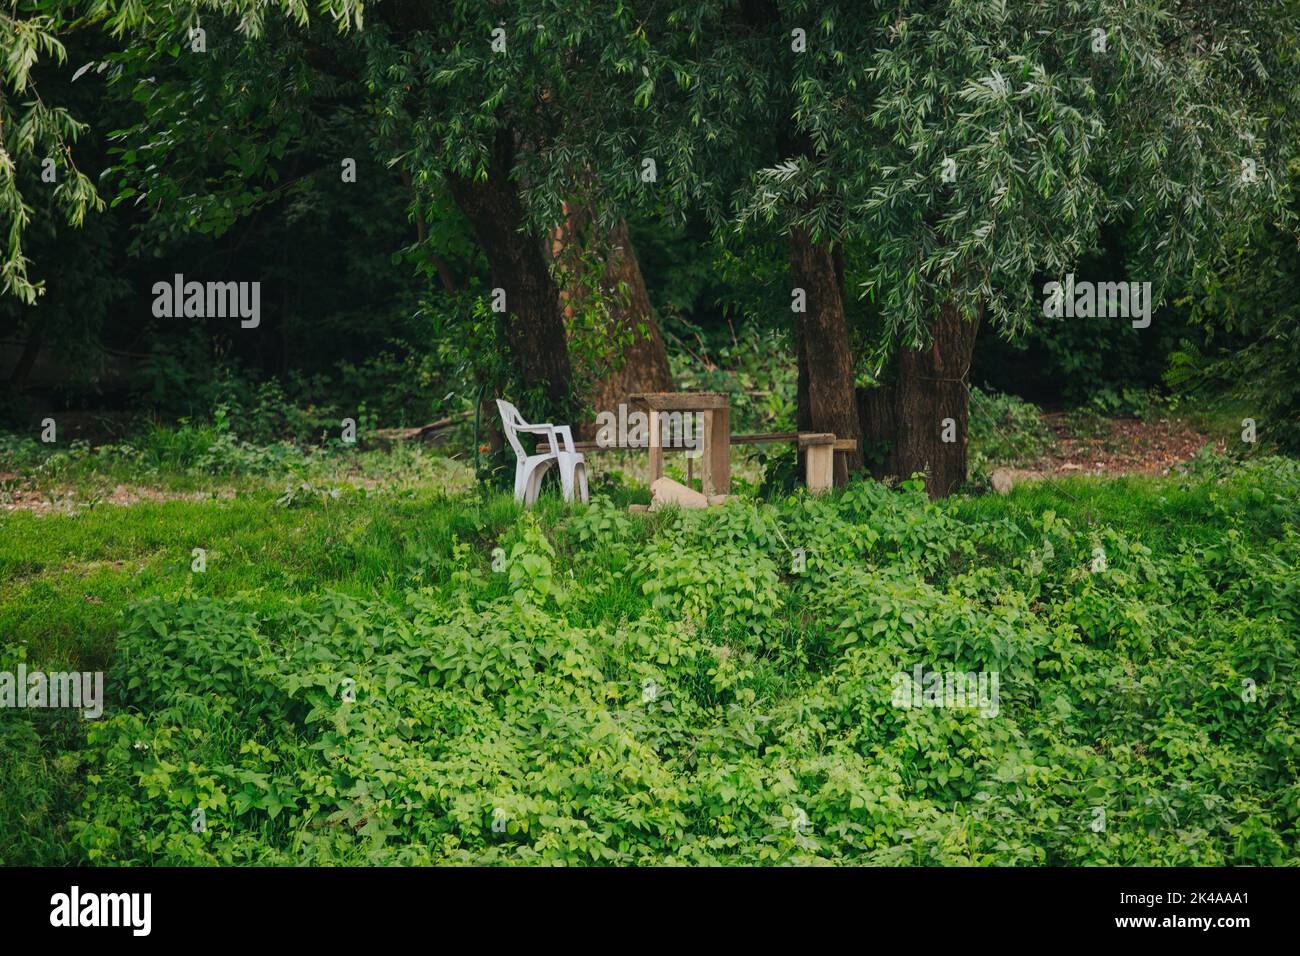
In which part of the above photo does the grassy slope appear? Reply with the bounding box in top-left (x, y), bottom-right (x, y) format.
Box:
top-left (1, 454), bottom-right (1297, 865)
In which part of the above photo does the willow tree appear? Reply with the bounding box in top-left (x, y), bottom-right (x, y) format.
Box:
top-left (13, 0), bottom-right (675, 424)
top-left (1, 2), bottom-right (102, 304)
top-left (317, 0), bottom-right (683, 422)
top-left (597, 0), bottom-right (867, 480)
top-left (648, 0), bottom-right (1298, 494)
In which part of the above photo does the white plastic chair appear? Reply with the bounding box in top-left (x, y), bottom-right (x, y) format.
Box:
top-left (496, 399), bottom-right (589, 506)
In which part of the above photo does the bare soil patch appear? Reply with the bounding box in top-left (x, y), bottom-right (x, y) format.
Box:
top-left (1, 484), bottom-right (236, 516)
top-left (1004, 414), bottom-right (1223, 483)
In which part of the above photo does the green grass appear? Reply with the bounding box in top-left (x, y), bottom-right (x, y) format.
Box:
top-left (1179, 396), bottom-right (1259, 440)
top-left (954, 475), bottom-right (1223, 548)
top-left (2, 445), bottom-right (1298, 866)
top-left (3, 490), bottom-right (431, 670)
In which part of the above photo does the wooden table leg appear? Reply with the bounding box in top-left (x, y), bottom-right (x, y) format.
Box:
top-left (698, 409), bottom-right (713, 495)
top-left (709, 405), bottom-right (730, 495)
top-left (647, 409), bottom-right (663, 486)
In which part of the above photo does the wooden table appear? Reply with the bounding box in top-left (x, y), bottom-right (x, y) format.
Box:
top-left (628, 392), bottom-right (730, 496)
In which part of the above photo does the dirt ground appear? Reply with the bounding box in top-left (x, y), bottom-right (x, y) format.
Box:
top-left (0, 480), bottom-right (236, 516)
top-left (1000, 413), bottom-right (1224, 483)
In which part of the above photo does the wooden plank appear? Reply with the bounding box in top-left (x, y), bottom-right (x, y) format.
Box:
top-left (647, 410), bottom-right (663, 486)
top-left (805, 443), bottom-right (834, 494)
top-left (539, 439), bottom-right (600, 453)
top-left (698, 408), bottom-right (713, 495)
top-left (732, 432), bottom-right (843, 447)
top-left (797, 432), bottom-right (837, 447)
top-left (730, 432), bottom-right (801, 445)
top-left (628, 391), bottom-right (729, 412)
top-left (710, 404), bottom-right (731, 495)
top-left (541, 441), bottom-right (715, 455)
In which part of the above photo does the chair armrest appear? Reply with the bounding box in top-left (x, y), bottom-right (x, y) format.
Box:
top-left (516, 423), bottom-right (560, 453)
top-left (551, 425), bottom-right (577, 454)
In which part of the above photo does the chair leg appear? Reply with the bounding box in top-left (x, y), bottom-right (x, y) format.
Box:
top-left (575, 462), bottom-right (589, 504)
top-left (559, 459), bottom-right (575, 502)
top-left (514, 462), bottom-right (529, 503)
top-left (525, 467), bottom-right (541, 506)
top-left (525, 460), bottom-right (552, 506)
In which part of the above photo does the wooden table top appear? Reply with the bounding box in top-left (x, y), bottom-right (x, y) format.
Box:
top-left (627, 392), bottom-right (730, 411)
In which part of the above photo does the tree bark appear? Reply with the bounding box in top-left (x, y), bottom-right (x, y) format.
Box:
top-left (857, 303), bottom-right (981, 498)
top-left (788, 227), bottom-right (863, 483)
top-left (550, 211), bottom-right (672, 435)
top-left (738, 0), bottom-right (861, 484)
top-left (445, 128), bottom-right (574, 421)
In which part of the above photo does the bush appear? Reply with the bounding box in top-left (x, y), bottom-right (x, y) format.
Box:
top-left (47, 462), bottom-right (1300, 865)
top-left (670, 325), bottom-right (797, 435)
top-left (1168, 157), bottom-right (1300, 453)
top-left (968, 387), bottom-right (1055, 466)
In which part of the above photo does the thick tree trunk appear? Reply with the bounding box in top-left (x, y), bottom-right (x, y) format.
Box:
top-left (857, 303), bottom-right (981, 498)
top-left (744, 0), bottom-right (860, 485)
top-left (788, 227), bottom-right (863, 483)
top-left (445, 129), bottom-right (574, 420)
top-left (550, 212), bottom-right (672, 436)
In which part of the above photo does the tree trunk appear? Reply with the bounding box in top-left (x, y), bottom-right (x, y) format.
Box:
top-left (550, 212), bottom-right (672, 436)
top-left (745, 0), bottom-right (860, 485)
top-left (445, 128), bottom-right (574, 421)
top-left (857, 303), bottom-right (981, 498)
top-left (788, 227), bottom-right (863, 483)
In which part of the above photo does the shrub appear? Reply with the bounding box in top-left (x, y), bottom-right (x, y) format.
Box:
top-left (47, 461), bottom-right (1300, 865)
top-left (968, 387), bottom-right (1055, 466)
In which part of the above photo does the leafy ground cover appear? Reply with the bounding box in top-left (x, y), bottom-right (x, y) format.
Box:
top-left (2, 438), bottom-right (1296, 865)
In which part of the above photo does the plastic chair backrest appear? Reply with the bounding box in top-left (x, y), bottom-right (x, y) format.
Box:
top-left (496, 399), bottom-right (530, 459)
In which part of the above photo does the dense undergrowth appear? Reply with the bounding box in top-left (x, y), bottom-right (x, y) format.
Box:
top-left (2, 454), bottom-right (1296, 865)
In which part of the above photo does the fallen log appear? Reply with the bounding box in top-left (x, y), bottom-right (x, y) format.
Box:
top-left (371, 411), bottom-right (473, 445)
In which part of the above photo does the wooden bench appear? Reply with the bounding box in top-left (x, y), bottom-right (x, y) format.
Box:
top-left (544, 429), bottom-right (856, 495)
top-left (732, 433), bottom-right (858, 451)
top-left (732, 432), bottom-right (856, 494)
top-left (535, 390), bottom-right (857, 496)
top-left (542, 391), bottom-right (731, 495)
